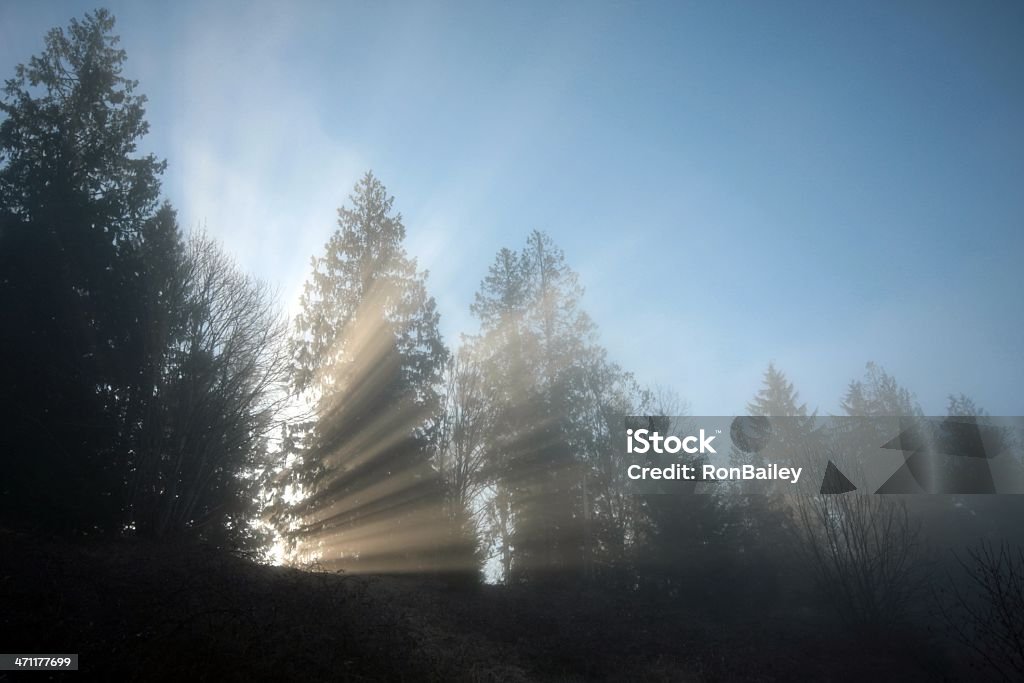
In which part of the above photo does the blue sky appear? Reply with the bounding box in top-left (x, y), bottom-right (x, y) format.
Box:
top-left (2, 1), bottom-right (1022, 415)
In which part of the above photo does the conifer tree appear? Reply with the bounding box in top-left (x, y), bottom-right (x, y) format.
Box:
top-left (286, 172), bottom-right (454, 570)
top-left (470, 231), bottom-right (629, 581)
top-left (747, 363), bottom-right (813, 419)
top-left (0, 9), bottom-right (170, 531)
top-left (733, 363), bottom-right (818, 470)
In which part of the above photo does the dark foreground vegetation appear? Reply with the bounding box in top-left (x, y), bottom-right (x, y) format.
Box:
top-left (1, 529), bottom-right (965, 682)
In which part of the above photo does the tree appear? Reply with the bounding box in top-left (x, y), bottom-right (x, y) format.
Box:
top-left (630, 399), bottom-right (742, 602)
top-left (675, 365), bottom-right (811, 610)
top-left (286, 172), bottom-right (459, 572)
top-left (931, 395), bottom-right (1024, 542)
top-left (792, 363), bottom-right (926, 632)
top-left (834, 362), bottom-right (922, 489)
top-left (290, 172), bottom-right (446, 402)
top-left (741, 362), bottom-right (819, 465)
top-left (129, 233), bottom-right (289, 547)
top-left (747, 363), bottom-right (813, 419)
top-left (0, 12), bottom-right (287, 552)
top-left (0, 9), bottom-right (170, 532)
top-left (469, 231), bottom-right (598, 582)
top-left (731, 364), bottom-right (814, 539)
top-left (466, 230), bottom-right (652, 584)
top-left (436, 349), bottom-right (490, 517)
top-left (939, 541), bottom-right (1024, 681)
top-left (0, 8), bottom-right (164, 231)
top-left (570, 351), bottom-right (647, 583)
top-left (793, 477), bottom-right (924, 633)
top-left (947, 393), bottom-right (985, 419)
top-left (841, 362), bottom-right (922, 418)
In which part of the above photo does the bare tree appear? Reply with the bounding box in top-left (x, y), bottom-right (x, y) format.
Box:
top-left (938, 541), bottom-right (1024, 681)
top-left (435, 349), bottom-right (490, 514)
top-left (130, 233), bottom-right (289, 545)
top-left (794, 462), bottom-right (923, 631)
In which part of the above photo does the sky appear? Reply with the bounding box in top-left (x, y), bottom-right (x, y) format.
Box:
top-left (2, 0), bottom-right (1022, 415)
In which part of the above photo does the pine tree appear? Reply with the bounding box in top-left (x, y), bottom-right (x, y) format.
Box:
top-left (286, 172), bottom-right (453, 570)
top-left (734, 363), bottom-right (817, 469)
top-left (720, 364), bottom-right (812, 604)
top-left (291, 172), bottom-right (446, 400)
top-left (469, 231), bottom-right (601, 581)
top-left (0, 9), bottom-right (170, 532)
top-left (747, 362), bottom-right (814, 419)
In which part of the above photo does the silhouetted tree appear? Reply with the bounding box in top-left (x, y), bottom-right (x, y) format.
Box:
top-left (0, 9), bottom-right (170, 532)
top-left (939, 541), bottom-right (1024, 681)
top-left (627, 392), bottom-right (763, 605)
top-left (570, 351), bottom-right (647, 583)
top-left (720, 365), bottom-right (812, 605)
top-left (834, 361), bottom-right (922, 486)
top-left (924, 394), bottom-right (1024, 549)
top-left (466, 231), bottom-right (659, 584)
top-left (128, 233), bottom-right (288, 547)
top-left (794, 478), bottom-right (924, 633)
top-left (1, 12), bottom-right (288, 552)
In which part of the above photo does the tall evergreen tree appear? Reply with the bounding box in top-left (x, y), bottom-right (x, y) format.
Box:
top-left (716, 364), bottom-right (811, 606)
top-left (1, 11), bottom-right (287, 550)
top-left (747, 363), bottom-right (813, 420)
top-left (733, 363), bottom-right (818, 471)
top-left (290, 172), bottom-right (446, 401)
top-left (469, 230), bottom-right (609, 582)
top-left (286, 172), bottom-right (456, 571)
top-left (0, 9), bottom-right (171, 532)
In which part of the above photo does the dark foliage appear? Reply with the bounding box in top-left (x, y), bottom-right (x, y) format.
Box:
top-left (0, 10), bottom-right (284, 547)
top-left (0, 530), bottom-right (956, 682)
top-left (0, 8), bottom-right (167, 533)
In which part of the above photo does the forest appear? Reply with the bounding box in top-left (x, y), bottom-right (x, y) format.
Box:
top-left (2, 9), bottom-right (1023, 682)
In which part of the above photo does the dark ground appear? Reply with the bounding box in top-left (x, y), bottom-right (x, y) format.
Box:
top-left (0, 529), bottom-right (967, 681)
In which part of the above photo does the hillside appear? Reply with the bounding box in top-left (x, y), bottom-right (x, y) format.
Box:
top-left (0, 529), bottom-right (963, 681)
